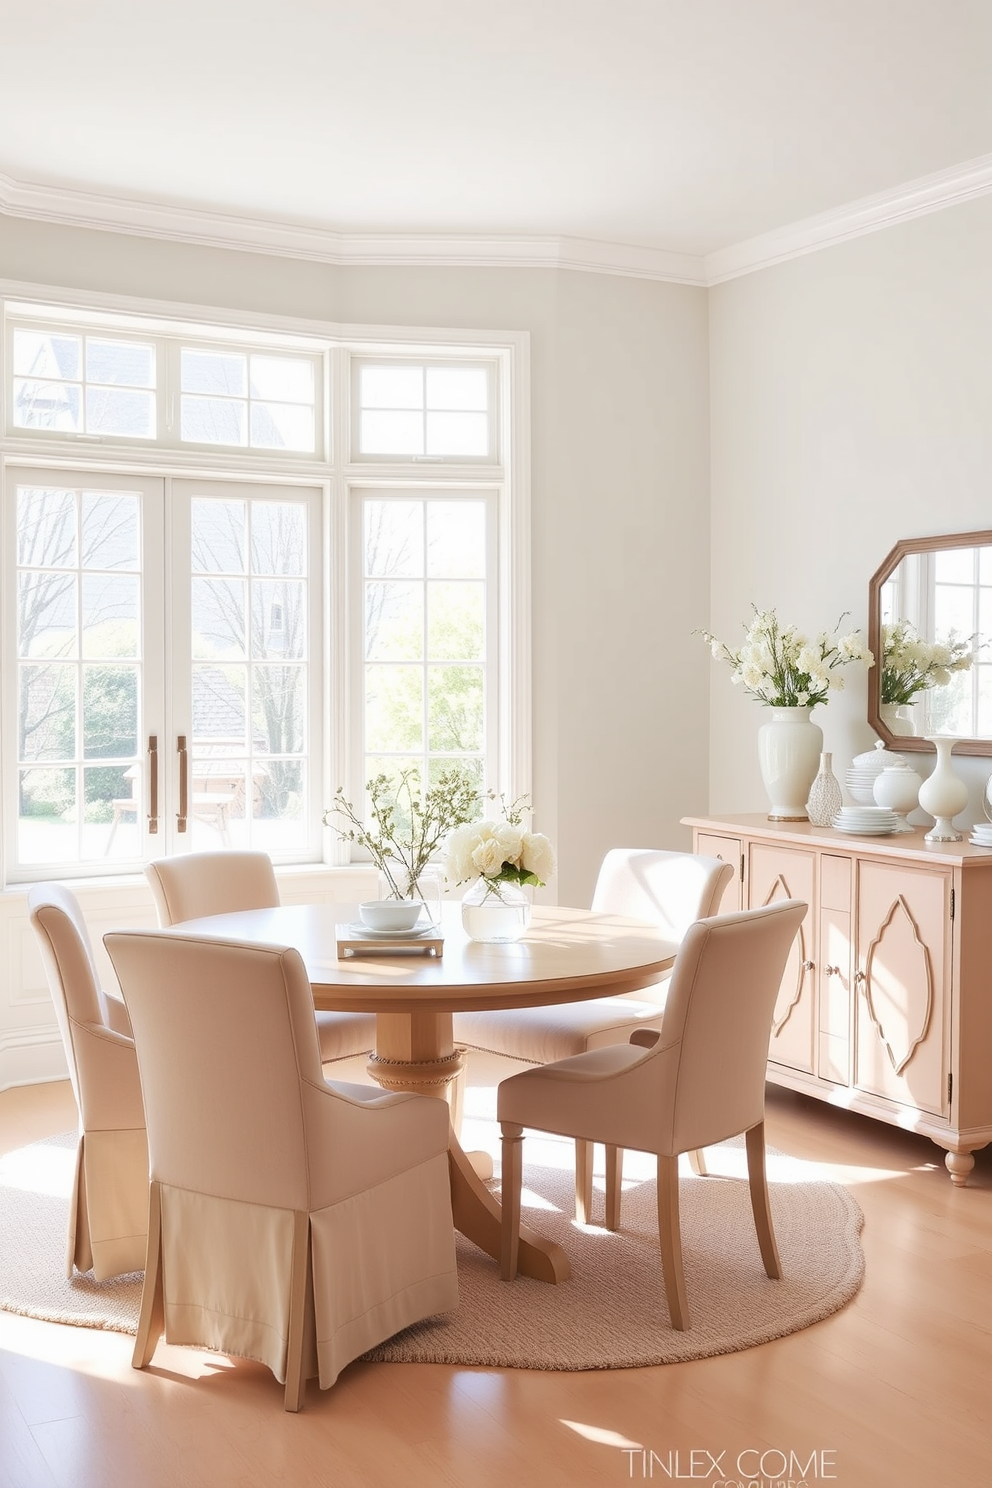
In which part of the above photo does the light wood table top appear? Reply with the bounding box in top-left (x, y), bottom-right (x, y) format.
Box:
top-left (173, 901), bottom-right (679, 1013)
top-left (172, 900), bottom-right (679, 1284)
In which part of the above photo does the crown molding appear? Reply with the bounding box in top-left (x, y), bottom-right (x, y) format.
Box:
top-left (704, 151), bottom-right (992, 284)
top-left (4, 153), bottom-right (992, 288)
top-left (0, 170), bottom-right (704, 285)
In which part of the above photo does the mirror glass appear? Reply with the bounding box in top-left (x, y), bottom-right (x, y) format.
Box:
top-left (868, 532), bottom-right (992, 754)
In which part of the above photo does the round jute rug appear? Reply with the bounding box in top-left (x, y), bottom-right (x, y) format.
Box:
top-left (0, 1131), bottom-right (863, 1370)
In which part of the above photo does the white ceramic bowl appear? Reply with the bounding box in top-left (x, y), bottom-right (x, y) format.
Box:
top-left (358, 899), bottom-right (424, 932)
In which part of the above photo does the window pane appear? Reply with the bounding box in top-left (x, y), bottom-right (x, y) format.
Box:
top-left (250, 502), bottom-right (305, 577)
top-left (250, 355), bottom-right (314, 402)
top-left (88, 763), bottom-right (136, 859)
top-left (192, 499), bottom-right (247, 574)
top-left (360, 410), bottom-right (424, 455)
top-left (365, 501), bottom-right (423, 578)
top-left (426, 501), bottom-right (485, 577)
top-left (19, 664), bottom-right (76, 759)
top-left (426, 366), bottom-right (488, 411)
top-left (18, 572), bottom-right (77, 657)
top-left (426, 410), bottom-right (488, 456)
top-left (82, 492), bottom-right (139, 570)
top-left (360, 365), bottom-right (423, 409)
top-left (365, 665), bottom-right (423, 752)
top-left (366, 581), bottom-right (424, 661)
top-left (257, 759), bottom-right (303, 825)
top-left (428, 581), bottom-right (484, 661)
top-left (181, 395), bottom-right (248, 445)
top-left (192, 577), bottom-right (247, 658)
top-left (17, 488), bottom-right (77, 569)
top-left (252, 664), bottom-right (305, 754)
top-left (81, 574), bottom-right (140, 658)
top-left (252, 580), bottom-right (305, 659)
top-left (86, 339), bottom-right (155, 388)
top-left (85, 386), bottom-right (155, 438)
top-left (193, 665), bottom-right (248, 745)
top-left (980, 546), bottom-right (992, 584)
top-left (13, 379), bottom-right (81, 431)
top-left (427, 665), bottom-right (483, 752)
top-left (249, 401), bottom-right (314, 452)
top-left (934, 586), bottom-right (975, 637)
top-left (18, 767), bottom-right (76, 865)
top-left (181, 349), bottom-right (247, 396)
top-left (14, 330), bottom-right (80, 380)
top-left (82, 664), bottom-right (138, 758)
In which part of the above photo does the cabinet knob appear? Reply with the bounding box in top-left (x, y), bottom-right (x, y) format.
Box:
top-left (801, 959), bottom-right (815, 972)
top-left (824, 964), bottom-right (840, 977)
top-left (854, 970), bottom-right (866, 985)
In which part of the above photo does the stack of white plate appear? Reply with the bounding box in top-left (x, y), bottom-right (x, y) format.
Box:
top-left (832, 806), bottom-right (900, 835)
top-left (969, 823), bottom-right (992, 848)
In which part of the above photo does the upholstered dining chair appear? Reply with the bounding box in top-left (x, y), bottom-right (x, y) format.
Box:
top-left (104, 928), bottom-right (459, 1411)
top-left (27, 884), bottom-right (148, 1281)
top-left (497, 899), bottom-right (807, 1330)
top-left (453, 848), bottom-right (735, 1062)
top-left (145, 851), bottom-right (376, 1063)
top-left (453, 847), bottom-right (734, 1207)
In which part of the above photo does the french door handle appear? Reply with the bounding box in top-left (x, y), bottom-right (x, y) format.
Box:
top-left (177, 735), bottom-right (189, 832)
top-left (148, 735), bottom-right (159, 834)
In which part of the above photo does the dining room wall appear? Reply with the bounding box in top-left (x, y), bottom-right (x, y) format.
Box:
top-left (707, 191), bottom-right (992, 821)
top-left (0, 214), bottom-right (712, 1086)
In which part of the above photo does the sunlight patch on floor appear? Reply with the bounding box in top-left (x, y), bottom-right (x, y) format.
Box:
top-left (560, 1418), bottom-right (644, 1449)
top-left (0, 1141), bottom-right (75, 1199)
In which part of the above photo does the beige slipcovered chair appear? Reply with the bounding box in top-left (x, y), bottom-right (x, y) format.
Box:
top-left (497, 899), bottom-right (807, 1330)
top-left (145, 851), bottom-right (376, 1063)
top-left (453, 848), bottom-right (735, 1061)
top-left (104, 928), bottom-right (459, 1411)
top-left (27, 884), bottom-right (148, 1281)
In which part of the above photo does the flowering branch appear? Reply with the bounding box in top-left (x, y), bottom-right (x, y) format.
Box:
top-left (701, 607), bottom-right (873, 709)
top-left (881, 621), bottom-right (976, 705)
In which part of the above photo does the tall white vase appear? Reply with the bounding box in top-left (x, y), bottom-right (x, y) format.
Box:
top-left (918, 734), bottom-right (968, 842)
top-left (756, 706), bottom-right (823, 821)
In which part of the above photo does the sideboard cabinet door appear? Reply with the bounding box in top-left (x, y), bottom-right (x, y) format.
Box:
top-left (854, 859), bottom-right (949, 1119)
top-left (747, 843), bottom-right (816, 1075)
top-left (694, 833), bottom-right (743, 914)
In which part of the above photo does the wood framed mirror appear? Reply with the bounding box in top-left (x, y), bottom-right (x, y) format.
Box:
top-left (868, 530), bottom-right (992, 756)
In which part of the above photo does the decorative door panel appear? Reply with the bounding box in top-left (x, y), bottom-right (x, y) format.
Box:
top-left (748, 844), bottom-right (816, 1074)
top-left (817, 906), bottom-right (853, 1084)
top-left (854, 861), bottom-right (948, 1117)
top-left (695, 834), bottom-right (743, 914)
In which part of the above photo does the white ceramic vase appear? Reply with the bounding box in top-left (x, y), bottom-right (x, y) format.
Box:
top-left (461, 877), bottom-right (531, 943)
top-left (757, 706), bottom-right (823, 821)
top-left (805, 751), bottom-right (843, 827)
top-left (878, 701), bottom-right (918, 737)
top-left (918, 735), bottom-right (968, 842)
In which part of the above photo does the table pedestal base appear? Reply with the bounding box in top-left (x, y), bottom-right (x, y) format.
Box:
top-left (367, 1009), bottom-right (570, 1284)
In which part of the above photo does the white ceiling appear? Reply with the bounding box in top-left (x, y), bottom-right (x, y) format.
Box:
top-left (2, 0), bottom-right (992, 274)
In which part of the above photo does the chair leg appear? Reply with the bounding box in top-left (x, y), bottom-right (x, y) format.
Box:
top-left (284, 1211), bottom-right (313, 1412)
top-left (688, 1148), bottom-right (708, 1177)
top-left (574, 1139), bottom-right (593, 1223)
top-left (447, 1061), bottom-right (466, 1140)
top-left (132, 1181), bottom-right (165, 1370)
top-left (604, 1145), bottom-right (623, 1231)
top-left (656, 1154), bottom-right (689, 1330)
top-left (500, 1122), bottom-right (524, 1280)
top-left (745, 1122), bottom-right (782, 1280)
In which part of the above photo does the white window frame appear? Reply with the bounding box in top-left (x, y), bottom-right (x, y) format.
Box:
top-left (0, 280), bottom-right (531, 884)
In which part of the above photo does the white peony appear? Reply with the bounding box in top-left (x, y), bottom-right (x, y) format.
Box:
top-left (521, 831), bottom-right (555, 884)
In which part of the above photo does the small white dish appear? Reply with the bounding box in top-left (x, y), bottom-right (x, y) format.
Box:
top-left (357, 899), bottom-right (424, 932)
top-left (343, 921), bottom-right (432, 940)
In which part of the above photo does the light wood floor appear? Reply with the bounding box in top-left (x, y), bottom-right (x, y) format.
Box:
top-left (1, 1057), bottom-right (990, 1488)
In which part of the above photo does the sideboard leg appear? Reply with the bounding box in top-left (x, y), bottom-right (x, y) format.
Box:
top-left (944, 1149), bottom-right (976, 1186)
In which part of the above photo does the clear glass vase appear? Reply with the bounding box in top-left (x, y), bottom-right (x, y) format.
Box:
top-left (461, 877), bottom-right (531, 943)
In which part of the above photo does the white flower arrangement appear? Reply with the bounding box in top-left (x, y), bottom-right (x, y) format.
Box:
top-left (701, 607), bottom-right (873, 709)
top-left (881, 620), bottom-right (975, 705)
top-left (444, 795), bottom-right (555, 891)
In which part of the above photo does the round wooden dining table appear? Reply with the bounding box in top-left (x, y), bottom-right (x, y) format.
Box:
top-left (173, 900), bottom-right (679, 1284)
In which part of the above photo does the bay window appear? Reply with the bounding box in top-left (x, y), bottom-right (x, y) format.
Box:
top-left (1, 292), bottom-right (527, 883)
